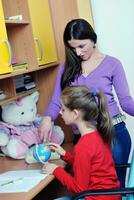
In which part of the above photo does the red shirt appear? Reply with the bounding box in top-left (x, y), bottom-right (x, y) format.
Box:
top-left (53, 131), bottom-right (121, 200)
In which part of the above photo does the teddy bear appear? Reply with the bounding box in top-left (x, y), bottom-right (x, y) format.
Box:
top-left (0, 91), bottom-right (64, 163)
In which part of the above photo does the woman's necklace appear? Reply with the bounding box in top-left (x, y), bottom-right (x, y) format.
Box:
top-left (82, 53), bottom-right (105, 75)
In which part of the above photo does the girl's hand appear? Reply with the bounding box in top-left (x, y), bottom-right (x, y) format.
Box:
top-left (49, 143), bottom-right (66, 156)
top-left (39, 116), bottom-right (52, 143)
top-left (42, 162), bottom-right (58, 174)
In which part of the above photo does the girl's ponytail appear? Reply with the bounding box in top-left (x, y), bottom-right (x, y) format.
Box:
top-left (97, 93), bottom-right (114, 144)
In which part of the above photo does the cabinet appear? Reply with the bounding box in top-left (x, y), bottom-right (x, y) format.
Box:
top-left (49, 0), bottom-right (79, 63)
top-left (0, 0), bottom-right (58, 110)
top-left (76, 0), bottom-right (94, 27)
top-left (28, 0), bottom-right (57, 65)
top-left (0, 0), bottom-right (13, 74)
top-left (1, 0), bottom-right (38, 70)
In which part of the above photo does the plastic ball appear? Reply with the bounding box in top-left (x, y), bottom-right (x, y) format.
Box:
top-left (33, 144), bottom-right (51, 163)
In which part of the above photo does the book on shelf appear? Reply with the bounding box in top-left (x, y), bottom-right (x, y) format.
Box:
top-left (5, 15), bottom-right (23, 20)
top-left (12, 63), bottom-right (28, 71)
top-left (25, 82), bottom-right (36, 90)
top-left (13, 74), bottom-right (36, 94)
top-left (24, 74), bottom-right (36, 90)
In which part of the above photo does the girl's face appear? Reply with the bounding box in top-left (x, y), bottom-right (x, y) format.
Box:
top-left (68, 39), bottom-right (95, 61)
top-left (61, 102), bottom-right (75, 125)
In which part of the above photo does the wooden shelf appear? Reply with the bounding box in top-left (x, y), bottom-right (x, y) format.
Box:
top-left (0, 61), bottom-right (59, 80)
top-left (5, 19), bottom-right (30, 27)
top-left (0, 88), bottom-right (39, 105)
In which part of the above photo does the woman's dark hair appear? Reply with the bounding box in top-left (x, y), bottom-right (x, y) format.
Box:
top-left (62, 86), bottom-right (114, 144)
top-left (61, 18), bottom-right (97, 90)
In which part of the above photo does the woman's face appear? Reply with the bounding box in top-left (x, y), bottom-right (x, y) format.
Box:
top-left (68, 39), bottom-right (95, 61)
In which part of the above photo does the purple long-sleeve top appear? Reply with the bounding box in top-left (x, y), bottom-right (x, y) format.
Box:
top-left (45, 55), bottom-right (134, 120)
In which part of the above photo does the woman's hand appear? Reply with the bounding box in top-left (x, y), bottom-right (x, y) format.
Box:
top-left (42, 162), bottom-right (58, 174)
top-left (49, 143), bottom-right (66, 156)
top-left (39, 116), bottom-right (53, 143)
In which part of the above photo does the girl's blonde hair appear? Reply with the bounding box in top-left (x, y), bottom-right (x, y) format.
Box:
top-left (62, 86), bottom-right (114, 144)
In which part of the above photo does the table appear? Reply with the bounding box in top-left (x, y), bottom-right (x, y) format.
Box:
top-left (0, 156), bottom-right (65, 200)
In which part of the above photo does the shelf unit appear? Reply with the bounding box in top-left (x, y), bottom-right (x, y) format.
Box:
top-left (0, 61), bottom-right (58, 107)
top-left (2, 0), bottom-right (38, 70)
top-left (0, 0), bottom-right (58, 111)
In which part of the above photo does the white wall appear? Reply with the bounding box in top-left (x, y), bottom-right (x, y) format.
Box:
top-left (91, 0), bottom-right (134, 157)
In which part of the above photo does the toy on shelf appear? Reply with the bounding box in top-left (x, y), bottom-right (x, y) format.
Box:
top-left (0, 91), bottom-right (64, 163)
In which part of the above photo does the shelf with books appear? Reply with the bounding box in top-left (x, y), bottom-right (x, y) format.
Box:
top-left (13, 73), bottom-right (36, 94)
top-left (12, 63), bottom-right (28, 72)
top-left (0, 88), bottom-right (39, 106)
top-left (1, 0), bottom-right (38, 74)
top-left (0, 61), bottom-right (58, 80)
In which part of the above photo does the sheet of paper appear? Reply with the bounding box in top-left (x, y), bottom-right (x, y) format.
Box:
top-left (0, 169), bottom-right (49, 193)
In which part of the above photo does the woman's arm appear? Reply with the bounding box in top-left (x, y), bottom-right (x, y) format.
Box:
top-left (39, 64), bottom-right (64, 142)
top-left (44, 64), bottom-right (64, 120)
top-left (113, 59), bottom-right (134, 116)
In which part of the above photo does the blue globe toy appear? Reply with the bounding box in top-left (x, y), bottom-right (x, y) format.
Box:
top-left (33, 144), bottom-right (51, 163)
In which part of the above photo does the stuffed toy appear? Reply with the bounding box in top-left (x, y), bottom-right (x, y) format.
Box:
top-left (0, 91), bottom-right (64, 163)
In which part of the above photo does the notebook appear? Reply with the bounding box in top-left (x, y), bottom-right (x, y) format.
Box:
top-left (0, 169), bottom-right (49, 193)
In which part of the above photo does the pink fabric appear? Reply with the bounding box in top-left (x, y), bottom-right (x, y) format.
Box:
top-left (51, 131), bottom-right (63, 145)
top-left (0, 122), bottom-right (41, 147)
top-left (15, 141), bottom-right (28, 157)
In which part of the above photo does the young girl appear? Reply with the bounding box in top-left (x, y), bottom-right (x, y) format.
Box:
top-left (42, 86), bottom-right (121, 200)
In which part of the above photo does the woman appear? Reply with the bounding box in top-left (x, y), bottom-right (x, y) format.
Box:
top-left (39, 18), bottom-right (133, 187)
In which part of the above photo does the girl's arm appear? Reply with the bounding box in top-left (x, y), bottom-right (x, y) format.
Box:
top-left (49, 143), bottom-right (74, 165)
top-left (61, 151), bottom-right (74, 165)
top-left (53, 149), bottom-right (90, 193)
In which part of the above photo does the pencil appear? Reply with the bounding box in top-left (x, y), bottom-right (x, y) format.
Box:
top-left (1, 178), bottom-right (23, 187)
